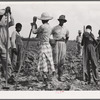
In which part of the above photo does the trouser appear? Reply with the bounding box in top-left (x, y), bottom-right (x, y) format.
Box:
top-left (77, 43), bottom-right (82, 56)
top-left (54, 63), bottom-right (63, 79)
top-left (0, 46), bottom-right (12, 79)
top-left (53, 42), bottom-right (66, 78)
top-left (58, 64), bottom-right (63, 79)
top-left (96, 46), bottom-right (100, 60)
top-left (11, 45), bottom-right (23, 72)
top-left (85, 44), bottom-right (98, 83)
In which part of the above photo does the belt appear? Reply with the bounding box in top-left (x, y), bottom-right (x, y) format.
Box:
top-left (40, 42), bottom-right (49, 45)
top-left (56, 40), bottom-right (65, 42)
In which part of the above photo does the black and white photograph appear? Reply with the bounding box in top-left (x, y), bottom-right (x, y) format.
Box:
top-left (1, 1), bottom-right (100, 94)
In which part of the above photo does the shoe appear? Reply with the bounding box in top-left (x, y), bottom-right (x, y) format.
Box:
top-left (7, 75), bottom-right (15, 85)
top-left (87, 81), bottom-right (91, 84)
top-left (52, 71), bottom-right (56, 76)
top-left (84, 81), bottom-right (91, 85)
top-left (58, 77), bottom-right (62, 81)
top-left (94, 80), bottom-right (98, 85)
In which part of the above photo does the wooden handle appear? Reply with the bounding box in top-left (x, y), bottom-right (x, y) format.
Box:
top-left (5, 12), bottom-right (9, 87)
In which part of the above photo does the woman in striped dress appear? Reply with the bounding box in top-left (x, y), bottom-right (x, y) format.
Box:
top-left (33, 12), bottom-right (55, 84)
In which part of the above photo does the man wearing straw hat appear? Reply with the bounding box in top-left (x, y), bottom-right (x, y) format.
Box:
top-left (33, 12), bottom-right (55, 85)
top-left (0, 7), bottom-right (15, 84)
top-left (51, 15), bottom-right (69, 81)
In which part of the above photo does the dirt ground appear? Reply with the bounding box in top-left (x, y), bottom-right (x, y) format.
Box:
top-left (0, 40), bottom-right (100, 91)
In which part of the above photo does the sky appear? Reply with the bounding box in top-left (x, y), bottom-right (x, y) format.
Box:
top-left (1, 1), bottom-right (100, 40)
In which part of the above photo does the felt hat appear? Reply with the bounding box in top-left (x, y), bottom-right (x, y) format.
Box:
top-left (58, 15), bottom-right (67, 22)
top-left (86, 25), bottom-right (92, 31)
top-left (38, 12), bottom-right (53, 20)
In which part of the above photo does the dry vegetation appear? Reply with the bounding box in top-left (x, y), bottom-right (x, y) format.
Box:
top-left (0, 40), bottom-right (100, 91)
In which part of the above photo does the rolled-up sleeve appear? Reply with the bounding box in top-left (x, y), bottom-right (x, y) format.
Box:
top-left (11, 31), bottom-right (16, 48)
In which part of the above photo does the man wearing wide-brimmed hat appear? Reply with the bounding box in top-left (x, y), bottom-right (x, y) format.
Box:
top-left (51, 15), bottom-right (69, 81)
top-left (0, 7), bottom-right (15, 84)
top-left (33, 12), bottom-right (55, 85)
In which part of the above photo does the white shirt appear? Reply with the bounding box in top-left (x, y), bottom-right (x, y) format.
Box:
top-left (52, 25), bottom-right (69, 39)
top-left (76, 35), bottom-right (82, 43)
top-left (11, 31), bottom-right (20, 49)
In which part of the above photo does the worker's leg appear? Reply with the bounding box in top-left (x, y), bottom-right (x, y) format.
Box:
top-left (90, 46), bottom-right (99, 84)
top-left (0, 47), bottom-right (12, 79)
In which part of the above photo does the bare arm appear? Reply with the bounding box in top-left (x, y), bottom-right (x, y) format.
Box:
top-left (11, 32), bottom-right (16, 49)
top-left (8, 14), bottom-right (14, 27)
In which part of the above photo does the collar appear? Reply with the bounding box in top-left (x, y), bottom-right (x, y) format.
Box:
top-left (15, 31), bottom-right (20, 36)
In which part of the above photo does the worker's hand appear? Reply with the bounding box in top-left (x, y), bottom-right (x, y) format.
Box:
top-left (33, 16), bottom-right (37, 23)
top-left (49, 39), bottom-right (56, 47)
top-left (5, 6), bottom-right (11, 14)
top-left (61, 37), bottom-right (65, 40)
top-left (12, 48), bottom-right (18, 55)
top-left (66, 36), bottom-right (69, 40)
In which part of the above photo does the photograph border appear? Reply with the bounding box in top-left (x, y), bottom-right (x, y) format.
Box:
top-left (0, 0), bottom-right (100, 99)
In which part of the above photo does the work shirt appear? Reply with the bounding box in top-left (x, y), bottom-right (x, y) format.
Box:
top-left (76, 35), bottom-right (82, 43)
top-left (81, 32), bottom-right (97, 47)
top-left (52, 25), bottom-right (69, 40)
top-left (0, 14), bottom-right (14, 49)
top-left (11, 31), bottom-right (23, 49)
top-left (36, 23), bottom-right (51, 43)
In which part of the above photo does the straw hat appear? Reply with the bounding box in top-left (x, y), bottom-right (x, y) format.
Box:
top-left (58, 15), bottom-right (67, 22)
top-left (38, 12), bottom-right (53, 20)
top-left (0, 9), bottom-right (5, 15)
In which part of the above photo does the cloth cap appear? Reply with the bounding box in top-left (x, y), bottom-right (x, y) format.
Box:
top-left (0, 9), bottom-right (5, 15)
top-left (38, 12), bottom-right (53, 20)
top-left (58, 15), bottom-right (67, 22)
top-left (86, 25), bottom-right (92, 31)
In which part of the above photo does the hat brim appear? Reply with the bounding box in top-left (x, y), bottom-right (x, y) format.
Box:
top-left (38, 17), bottom-right (53, 20)
top-left (58, 19), bottom-right (67, 22)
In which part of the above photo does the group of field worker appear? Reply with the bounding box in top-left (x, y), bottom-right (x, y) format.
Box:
top-left (0, 6), bottom-right (100, 86)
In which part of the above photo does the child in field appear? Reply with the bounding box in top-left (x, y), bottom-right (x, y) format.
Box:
top-left (11, 23), bottom-right (23, 73)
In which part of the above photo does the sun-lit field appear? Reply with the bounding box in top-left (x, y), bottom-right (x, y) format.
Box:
top-left (0, 40), bottom-right (100, 91)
